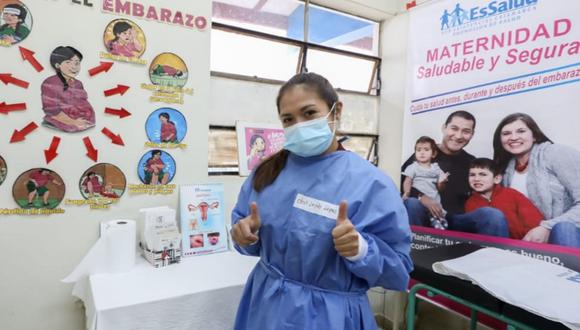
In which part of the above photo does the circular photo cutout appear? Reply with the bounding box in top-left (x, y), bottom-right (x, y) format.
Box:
top-left (13, 168), bottom-right (65, 209)
top-left (149, 53), bottom-right (188, 87)
top-left (145, 107), bottom-right (187, 144)
top-left (79, 163), bottom-right (127, 204)
top-left (137, 150), bottom-right (176, 185)
top-left (0, 155), bottom-right (6, 186)
top-left (0, 1), bottom-right (33, 46)
top-left (103, 18), bottom-right (146, 58)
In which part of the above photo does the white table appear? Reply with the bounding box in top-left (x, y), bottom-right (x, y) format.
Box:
top-left (81, 251), bottom-right (258, 330)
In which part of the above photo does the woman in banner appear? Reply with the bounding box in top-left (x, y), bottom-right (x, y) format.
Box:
top-left (41, 46), bottom-right (95, 133)
top-left (493, 113), bottom-right (580, 247)
top-left (230, 72), bottom-right (412, 330)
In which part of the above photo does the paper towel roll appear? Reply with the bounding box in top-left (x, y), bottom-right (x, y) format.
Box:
top-left (62, 219), bottom-right (136, 284)
top-left (103, 219), bottom-right (136, 273)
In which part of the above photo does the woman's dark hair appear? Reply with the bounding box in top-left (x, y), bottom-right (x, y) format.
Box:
top-left (50, 46), bottom-right (83, 91)
top-left (159, 112), bottom-right (175, 126)
top-left (493, 113), bottom-right (552, 173)
top-left (253, 72), bottom-right (338, 192)
top-left (87, 171), bottom-right (95, 177)
top-left (108, 21), bottom-right (132, 51)
top-left (151, 150), bottom-right (161, 157)
top-left (415, 136), bottom-right (438, 158)
top-left (1, 4), bottom-right (27, 38)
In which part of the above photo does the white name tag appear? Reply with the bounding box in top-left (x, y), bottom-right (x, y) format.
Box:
top-left (293, 193), bottom-right (339, 220)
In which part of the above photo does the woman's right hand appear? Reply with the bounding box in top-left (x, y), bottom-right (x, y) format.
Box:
top-left (231, 202), bottom-right (261, 247)
top-left (420, 195), bottom-right (445, 219)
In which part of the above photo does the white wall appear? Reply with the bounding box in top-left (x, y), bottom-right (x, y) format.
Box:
top-left (378, 13), bottom-right (410, 180)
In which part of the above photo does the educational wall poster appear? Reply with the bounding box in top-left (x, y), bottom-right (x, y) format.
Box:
top-left (236, 121), bottom-right (285, 176)
top-left (137, 149), bottom-right (176, 185)
top-left (12, 168), bottom-right (65, 212)
top-left (0, 1), bottom-right (209, 216)
top-left (0, 0), bottom-right (32, 47)
top-left (179, 183), bottom-right (227, 257)
top-left (64, 163), bottom-right (127, 210)
top-left (144, 107), bottom-right (187, 148)
top-left (101, 18), bottom-right (147, 64)
top-left (403, 0), bottom-right (580, 261)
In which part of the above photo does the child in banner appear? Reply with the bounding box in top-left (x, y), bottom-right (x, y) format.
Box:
top-left (41, 46), bottom-right (95, 133)
top-left (107, 20), bottom-right (142, 57)
top-left (465, 158), bottom-right (543, 239)
top-left (0, 4), bottom-right (30, 45)
top-left (402, 136), bottom-right (450, 230)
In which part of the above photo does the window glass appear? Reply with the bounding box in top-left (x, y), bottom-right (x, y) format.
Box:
top-left (213, 0), bottom-right (304, 40)
top-left (211, 28), bottom-right (301, 81)
top-left (306, 49), bottom-right (377, 93)
top-left (307, 4), bottom-right (379, 56)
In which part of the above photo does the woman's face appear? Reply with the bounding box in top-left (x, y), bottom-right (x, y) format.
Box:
top-left (159, 116), bottom-right (168, 123)
top-left (118, 28), bottom-right (133, 43)
top-left (500, 119), bottom-right (535, 157)
top-left (278, 86), bottom-right (333, 128)
top-left (253, 138), bottom-right (265, 152)
top-left (56, 55), bottom-right (81, 79)
top-left (2, 12), bottom-right (20, 27)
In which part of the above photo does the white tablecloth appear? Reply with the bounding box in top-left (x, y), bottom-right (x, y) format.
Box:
top-left (81, 251), bottom-right (258, 330)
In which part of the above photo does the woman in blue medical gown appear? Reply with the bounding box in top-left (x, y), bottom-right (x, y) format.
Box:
top-left (231, 72), bottom-right (413, 330)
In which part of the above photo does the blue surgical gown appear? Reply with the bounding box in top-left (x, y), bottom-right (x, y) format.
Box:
top-left (232, 151), bottom-right (413, 330)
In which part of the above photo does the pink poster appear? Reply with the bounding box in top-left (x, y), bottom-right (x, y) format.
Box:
top-left (236, 122), bottom-right (284, 176)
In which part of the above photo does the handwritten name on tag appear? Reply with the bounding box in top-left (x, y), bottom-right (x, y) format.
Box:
top-left (293, 194), bottom-right (339, 220)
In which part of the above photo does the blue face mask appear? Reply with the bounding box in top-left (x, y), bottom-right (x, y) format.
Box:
top-left (283, 103), bottom-right (337, 157)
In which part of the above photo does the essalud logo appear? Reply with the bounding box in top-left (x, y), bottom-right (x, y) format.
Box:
top-left (440, 0), bottom-right (539, 31)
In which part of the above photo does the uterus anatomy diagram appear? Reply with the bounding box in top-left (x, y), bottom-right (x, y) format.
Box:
top-left (187, 201), bottom-right (219, 222)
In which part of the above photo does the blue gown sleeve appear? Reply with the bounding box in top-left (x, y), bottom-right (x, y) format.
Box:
top-left (231, 175), bottom-right (261, 256)
top-left (345, 178), bottom-right (413, 291)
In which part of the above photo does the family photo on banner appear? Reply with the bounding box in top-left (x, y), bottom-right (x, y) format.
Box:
top-left (402, 0), bottom-right (580, 251)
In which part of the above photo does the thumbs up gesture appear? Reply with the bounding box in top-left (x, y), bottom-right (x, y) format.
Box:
top-left (332, 201), bottom-right (359, 258)
top-left (231, 202), bottom-right (262, 247)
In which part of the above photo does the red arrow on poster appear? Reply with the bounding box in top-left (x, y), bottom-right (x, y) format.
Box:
top-left (88, 61), bottom-right (114, 77)
top-left (103, 84), bottom-right (130, 97)
top-left (104, 107), bottom-right (131, 118)
top-left (0, 73), bottom-right (30, 89)
top-left (44, 136), bottom-right (61, 164)
top-left (10, 122), bottom-right (38, 143)
top-left (0, 102), bottom-right (27, 114)
top-left (101, 127), bottom-right (125, 146)
top-left (19, 47), bottom-right (44, 72)
top-left (83, 136), bottom-right (98, 162)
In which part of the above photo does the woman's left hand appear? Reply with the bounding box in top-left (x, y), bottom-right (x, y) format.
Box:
top-left (332, 201), bottom-right (359, 257)
top-left (523, 225), bottom-right (551, 243)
